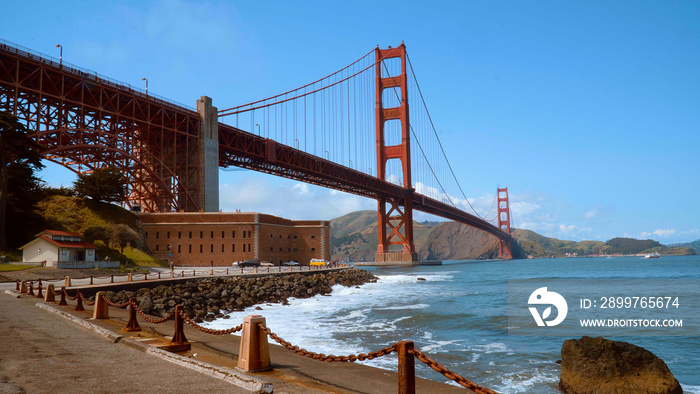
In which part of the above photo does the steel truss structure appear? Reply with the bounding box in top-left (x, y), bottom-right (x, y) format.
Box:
top-left (0, 41), bottom-right (201, 213)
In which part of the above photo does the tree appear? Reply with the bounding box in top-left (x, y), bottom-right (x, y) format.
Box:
top-left (0, 111), bottom-right (44, 251)
top-left (4, 162), bottom-right (46, 249)
top-left (73, 166), bottom-right (128, 203)
top-left (110, 224), bottom-right (141, 257)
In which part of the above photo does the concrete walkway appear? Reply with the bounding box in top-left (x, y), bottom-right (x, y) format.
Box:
top-left (1, 286), bottom-right (473, 393)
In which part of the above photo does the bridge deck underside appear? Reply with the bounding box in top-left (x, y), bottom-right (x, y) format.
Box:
top-left (0, 45), bottom-right (201, 212)
top-left (218, 124), bottom-right (508, 241)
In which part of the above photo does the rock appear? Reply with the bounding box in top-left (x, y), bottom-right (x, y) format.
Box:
top-left (417, 277), bottom-right (426, 281)
top-left (559, 336), bottom-right (682, 394)
top-left (255, 306), bottom-right (263, 310)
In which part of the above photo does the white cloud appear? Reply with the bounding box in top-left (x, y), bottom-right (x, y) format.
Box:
top-left (585, 208), bottom-right (597, 219)
top-left (219, 176), bottom-right (374, 220)
top-left (559, 224), bottom-right (592, 235)
top-left (640, 229), bottom-right (676, 238)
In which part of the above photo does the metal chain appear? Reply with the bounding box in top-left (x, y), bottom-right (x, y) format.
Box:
top-left (104, 298), bottom-right (129, 308)
top-left (63, 288), bottom-right (79, 301)
top-left (408, 348), bottom-right (499, 394)
top-left (176, 309), bottom-right (244, 335)
top-left (78, 291), bottom-right (95, 306)
top-left (130, 301), bottom-right (175, 324)
top-left (261, 325), bottom-right (397, 362)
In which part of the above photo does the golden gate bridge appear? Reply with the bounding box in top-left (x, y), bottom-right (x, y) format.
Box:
top-left (0, 39), bottom-right (514, 262)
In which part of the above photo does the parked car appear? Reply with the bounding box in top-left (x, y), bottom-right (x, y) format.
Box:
top-left (238, 259), bottom-right (260, 267)
top-left (260, 261), bottom-right (274, 267)
top-left (282, 261), bottom-right (299, 266)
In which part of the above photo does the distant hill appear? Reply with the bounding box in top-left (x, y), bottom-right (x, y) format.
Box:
top-left (512, 229), bottom-right (697, 258)
top-left (330, 210), bottom-right (697, 261)
top-left (669, 240), bottom-right (700, 254)
top-left (330, 210), bottom-right (527, 261)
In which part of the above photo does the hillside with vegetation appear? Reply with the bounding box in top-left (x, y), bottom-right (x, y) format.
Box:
top-left (331, 210), bottom-right (527, 261)
top-left (330, 211), bottom-right (696, 261)
top-left (669, 239), bottom-right (700, 254)
top-left (11, 195), bottom-right (161, 266)
top-left (513, 229), bottom-right (697, 258)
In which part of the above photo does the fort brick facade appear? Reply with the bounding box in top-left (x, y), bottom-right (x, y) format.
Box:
top-left (139, 212), bottom-right (330, 267)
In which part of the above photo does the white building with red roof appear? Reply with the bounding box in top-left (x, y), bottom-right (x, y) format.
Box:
top-left (19, 230), bottom-right (97, 266)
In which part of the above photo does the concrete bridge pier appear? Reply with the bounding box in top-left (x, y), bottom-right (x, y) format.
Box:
top-left (196, 96), bottom-right (220, 212)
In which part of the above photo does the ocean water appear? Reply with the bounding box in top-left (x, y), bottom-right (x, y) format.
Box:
top-left (205, 255), bottom-right (700, 393)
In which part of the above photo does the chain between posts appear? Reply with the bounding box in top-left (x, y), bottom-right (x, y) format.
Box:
top-left (78, 291), bottom-right (96, 306)
top-left (63, 288), bottom-right (79, 301)
top-left (50, 291), bottom-right (498, 393)
top-left (104, 297), bottom-right (130, 308)
top-left (130, 300), bottom-right (175, 324)
top-left (408, 348), bottom-right (499, 394)
top-left (176, 308), bottom-right (244, 335)
top-left (261, 325), bottom-right (397, 362)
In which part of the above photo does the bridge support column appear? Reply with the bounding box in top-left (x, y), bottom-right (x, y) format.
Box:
top-left (196, 96), bottom-right (220, 212)
top-left (497, 187), bottom-right (513, 259)
top-left (374, 44), bottom-right (417, 265)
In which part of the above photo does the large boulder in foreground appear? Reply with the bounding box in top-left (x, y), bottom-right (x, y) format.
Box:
top-left (560, 336), bottom-right (682, 394)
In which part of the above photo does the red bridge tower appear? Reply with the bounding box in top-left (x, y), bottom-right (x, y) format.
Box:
top-left (497, 187), bottom-right (512, 259)
top-left (374, 44), bottom-right (417, 264)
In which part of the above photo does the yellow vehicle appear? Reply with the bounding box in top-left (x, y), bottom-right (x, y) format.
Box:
top-left (310, 258), bottom-right (326, 267)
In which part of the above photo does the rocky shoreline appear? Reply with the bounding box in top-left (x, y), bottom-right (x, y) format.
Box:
top-left (103, 268), bottom-right (377, 322)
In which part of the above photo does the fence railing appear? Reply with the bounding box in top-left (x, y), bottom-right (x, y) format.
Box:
top-left (55, 260), bottom-right (120, 269)
top-left (17, 280), bottom-right (499, 394)
top-left (19, 264), bottom-right (351, 289)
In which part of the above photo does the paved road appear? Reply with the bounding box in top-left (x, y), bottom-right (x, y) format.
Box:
top-left (0, 292), bottom-right (251, 394)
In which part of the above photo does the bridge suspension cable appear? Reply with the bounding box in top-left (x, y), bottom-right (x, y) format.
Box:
top-left (216, 45), bottom-right (499, 223)
top-left (403, 52), bottom-right (492, 220)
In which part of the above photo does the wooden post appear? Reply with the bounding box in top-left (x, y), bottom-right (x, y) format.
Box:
top-left (36, 283), bottom-right (43, 299)
top-left (28, 282), bottom-right (35, 296)
top-left (123, 298), bottom-right (142, 332)
top-left (237, 315), bottom-right (271, 371)
top-left (397, 340), bottom-right (415, 394)
top-left (20, 280), bottom-right (27, 294)
top-left (127, 273), bottom-right (132, 282)
top-left (64, 276), bottom-right (71, 287)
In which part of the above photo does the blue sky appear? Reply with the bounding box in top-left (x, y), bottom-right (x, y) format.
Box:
top-left (3, 1), bottom-right (699, 244)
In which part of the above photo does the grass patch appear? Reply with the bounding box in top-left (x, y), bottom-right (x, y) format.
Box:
top-left (0, 264), bottom-right (36, 272)
top-left (122, 246), bottom-right (167, 268)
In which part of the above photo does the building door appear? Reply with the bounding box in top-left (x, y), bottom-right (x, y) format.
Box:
top-left (75, 250), bottom-right (85, 261)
